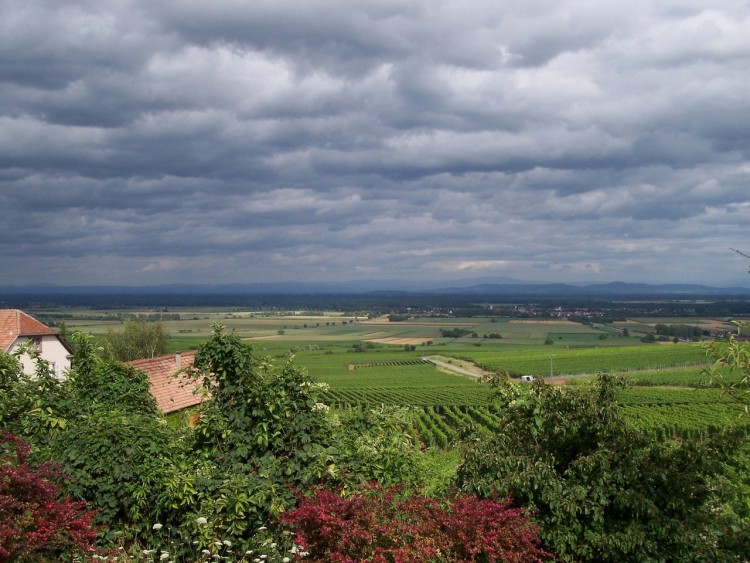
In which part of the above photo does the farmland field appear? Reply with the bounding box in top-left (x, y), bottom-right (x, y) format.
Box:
top-left (32, 306), bottom-right (750, 447)
top-left (439, 344), bottom-right (708, 377)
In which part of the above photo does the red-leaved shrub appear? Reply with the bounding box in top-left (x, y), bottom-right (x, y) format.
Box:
top-left (283, 482), bottom-right (549, 562)
top-left (0, 432), bottom-right (103, 562)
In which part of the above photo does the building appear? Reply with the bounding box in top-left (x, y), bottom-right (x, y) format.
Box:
top-left (128, 351), bottom-right (206, 413)
top-left (0, 309), bottom-right (72, 378)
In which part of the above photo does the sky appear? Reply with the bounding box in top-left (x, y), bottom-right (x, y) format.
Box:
top-left (1, 0), bottom-right (749, 289)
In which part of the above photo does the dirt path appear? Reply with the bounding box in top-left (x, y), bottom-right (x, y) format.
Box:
top-left (422, 355), bottom-right (492, 379)
top-left (423, 355), bottom-right (572, 385)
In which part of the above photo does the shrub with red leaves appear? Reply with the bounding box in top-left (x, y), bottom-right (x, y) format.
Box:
top-left (0, 432), bottom-right (103, 562)
top-left (283, 482), bottom-right (549, 562)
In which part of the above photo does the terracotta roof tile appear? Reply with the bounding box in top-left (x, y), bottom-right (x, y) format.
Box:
top-left (0, 309), bottom-right (57, 352)
top-left (128, 351), bottom-right (206, 414)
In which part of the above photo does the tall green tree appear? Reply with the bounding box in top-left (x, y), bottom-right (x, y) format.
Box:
top-left (100, 319), bottom-right (169, 361)
top-left (188, 323), bottom-right (333, 471)
top-left (456, 373), bottom-right (750, 561)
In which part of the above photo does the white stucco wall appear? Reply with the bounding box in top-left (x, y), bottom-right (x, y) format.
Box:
top-left (9, 335), bottom-right (71, 378)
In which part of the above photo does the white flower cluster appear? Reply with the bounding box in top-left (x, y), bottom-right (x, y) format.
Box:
top-left (312, 402), bottom-right (330, 413)
top-left (290, 544), bottom-right (309, 558)
top-left (300, 381), bottom-right (329, 391)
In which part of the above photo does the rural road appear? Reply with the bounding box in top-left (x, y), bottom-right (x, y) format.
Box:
top-left (422, 356), bottom-right (487, 379)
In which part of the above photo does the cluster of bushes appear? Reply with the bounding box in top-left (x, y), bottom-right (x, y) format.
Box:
top-left (2, 326), bottom-right (750, 560)
top-left (284, 483), bottom-right (549, 562)
top-left (439, 328), bottom-right (472, 338)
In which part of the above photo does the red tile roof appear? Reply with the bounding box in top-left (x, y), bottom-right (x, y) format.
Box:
top-left (0, 309), bottom-right (58, 352)
top-left (128, 351), bottom-right (206, 413)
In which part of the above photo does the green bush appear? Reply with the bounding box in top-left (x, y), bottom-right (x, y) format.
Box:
top-left (457, 373), bottom-right (750, 561)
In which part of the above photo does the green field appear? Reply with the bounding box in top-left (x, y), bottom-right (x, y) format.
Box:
top-left (442, 344), bottom-right (708, 376)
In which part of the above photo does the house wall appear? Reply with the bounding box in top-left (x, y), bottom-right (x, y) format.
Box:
top-left (10, 335), bottom-right (71, 378)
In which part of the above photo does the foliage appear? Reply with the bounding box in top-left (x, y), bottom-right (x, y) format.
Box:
top-left (48, 410), bottom-right (175, 538)
top-left (440, 328), bottom-right (472, 338)
top-left (0, 342), bottom-right (71, 442)
top-left (135, 452), bottom-right (298, 559)
top-left (329, 406), bottom-right (420, 488)
top-left (655, 323), bottom-right (705, 339)
top-left (456, 373), bottom-right (750, 561)
top-left (189, 324), bottom-right (332, 469)
top-left (0, 323), bottom-right (436, 557)
top-left (100, 319), bottom-right (169, 361)
top-left (0, 432), bottom-right (103, 562)
top-left (702, 321), bottom-right (750, 410)
top-left (148, 324), bottom-right (437, 553)
top-left (283, 482), bottom-right (549, 562)
top-left (0, 350), bottom-right (22, 387)
top-left (0, 350), bottom-right (30, 433)
top-left (68, 331), bottom-right (159, 415)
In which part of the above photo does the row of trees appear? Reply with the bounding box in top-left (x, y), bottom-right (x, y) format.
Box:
top-left (655, 323), bottom-right (708, 339)
top-left (2, 324), bottom-right (750, 560)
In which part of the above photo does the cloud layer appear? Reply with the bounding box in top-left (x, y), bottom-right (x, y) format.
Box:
top-left (1, 0), bottom-right (749, 287)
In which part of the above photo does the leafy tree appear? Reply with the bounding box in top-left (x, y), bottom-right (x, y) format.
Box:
top-left (188, 324), bottom-right (331, 465)
top-left (456, 373), bottom-right (750, 561)
top-left (100, 319), bottom-right (169, 361)
top-left (67, 331), bottom-right (158, 414)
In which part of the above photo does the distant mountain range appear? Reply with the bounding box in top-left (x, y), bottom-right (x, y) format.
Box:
top-left (1, 280), bottom-right (749, 297)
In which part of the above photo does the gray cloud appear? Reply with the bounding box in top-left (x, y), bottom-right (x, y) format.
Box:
top-left (1, 0), bottom-right (749, 287)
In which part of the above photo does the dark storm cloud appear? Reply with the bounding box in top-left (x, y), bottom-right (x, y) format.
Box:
top-left (1, 0), bottom-right (749, 286)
